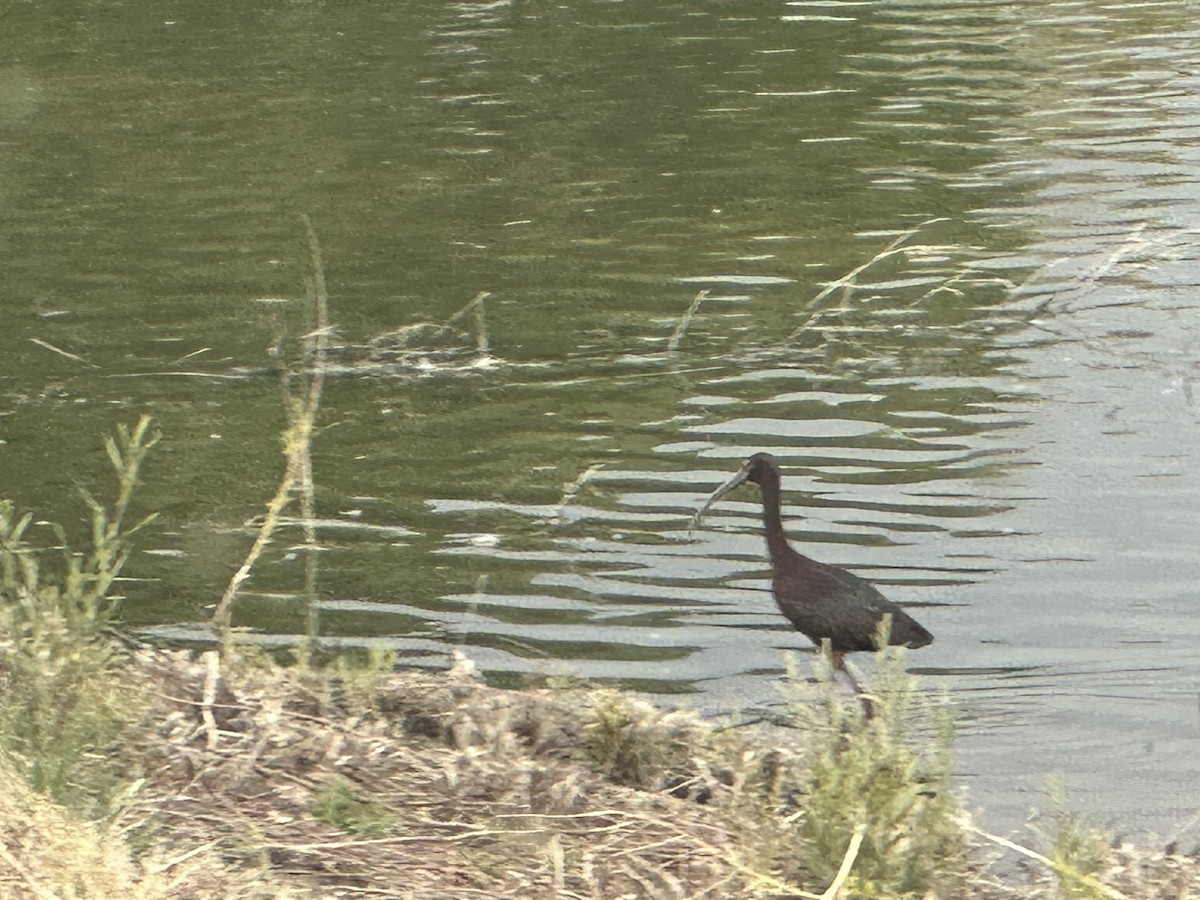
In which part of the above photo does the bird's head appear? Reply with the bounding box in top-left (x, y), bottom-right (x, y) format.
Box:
top-left (691, 451), bottom-right (781, 527)
top-left (742, 452), bottom-right (779, 485)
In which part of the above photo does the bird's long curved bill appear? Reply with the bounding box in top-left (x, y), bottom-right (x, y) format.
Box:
top-left (690, 460), bottom-right (752, 529)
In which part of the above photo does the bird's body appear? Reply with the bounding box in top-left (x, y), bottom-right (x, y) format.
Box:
top-left (768, 543), bottom-right (932, 653)
top-left (694, 452), bottom-right (932, 671)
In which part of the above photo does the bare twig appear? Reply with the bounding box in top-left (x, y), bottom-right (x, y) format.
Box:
top-left (821, 823), bottom-right (866, 899)
top-left (446, 291), bottom-right (493, 354)
top-left (28, 337), bottom-right (96, 368)
top-left (554, 464), bottom-right (605, 522)
top-left (668, 289), bottom-right (710, 352)
top-left (788, 217), bottom-right (949, 338)
top-left (200, 650), bottom-right (221, 751)
top-left (209, 451), bottom-right (303, 630)
top-left (298, 215), bottom-right (330, 651)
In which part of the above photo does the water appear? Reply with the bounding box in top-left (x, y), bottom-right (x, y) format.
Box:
top-left (3, 0), bottom-right (1199, 842)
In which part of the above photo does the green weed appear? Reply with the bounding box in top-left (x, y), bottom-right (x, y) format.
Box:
top-left (333, 645), bottom-right (399, 714)
top-left (311, 778), bottom-right (395, 837)
top-left (1042, 776), bottom-right (1115, 900)
top-left (789, 624), bottom-right (964, 897)
top-left (0, 416), bottom-right (158, 814)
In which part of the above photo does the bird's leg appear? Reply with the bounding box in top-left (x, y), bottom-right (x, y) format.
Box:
top-left (832, 651), bottom-right (876, 721)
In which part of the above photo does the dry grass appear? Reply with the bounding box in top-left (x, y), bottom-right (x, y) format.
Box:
top-left (131, 649), bottom-right (761, 899)
top-left (0, 643), bottom-right (1195, 898)
top-left (0, 748), bottom-right (285, 900)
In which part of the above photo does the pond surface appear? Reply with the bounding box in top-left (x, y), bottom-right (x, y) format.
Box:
top-left (3, 0), bottom-right (1199, 840)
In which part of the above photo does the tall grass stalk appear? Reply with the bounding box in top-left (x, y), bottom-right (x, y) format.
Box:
top-left (211, 215), bottom-right (330, 655)
top-left (0, 416), bottom-right (158, 813)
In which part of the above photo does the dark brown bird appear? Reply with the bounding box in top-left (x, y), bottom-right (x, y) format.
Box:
top-left (693, 452), bottom-right (932, 701)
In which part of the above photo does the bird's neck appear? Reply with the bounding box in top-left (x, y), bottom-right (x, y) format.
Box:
top-left (758, 470), bottom-right (793, 563)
